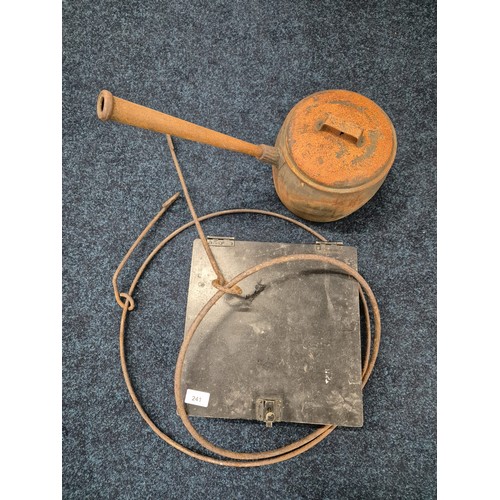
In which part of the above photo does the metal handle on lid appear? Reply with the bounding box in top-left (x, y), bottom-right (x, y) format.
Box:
top-left (316, 113), bottom-right (364, 146)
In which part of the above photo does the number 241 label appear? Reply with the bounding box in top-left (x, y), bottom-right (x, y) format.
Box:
top-left (185, 389), bottom-right (210, 407)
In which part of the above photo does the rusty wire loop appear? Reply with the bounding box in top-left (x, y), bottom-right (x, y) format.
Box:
top-left (112, 138), bottom-right (381, 467)
top-left (112, 191), bottom-right (180, 310)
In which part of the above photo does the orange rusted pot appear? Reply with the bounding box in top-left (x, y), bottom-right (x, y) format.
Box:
top-left (97, 89), bottom-right (396, 222)
top-left (273, 90), bottom-right (397, 221)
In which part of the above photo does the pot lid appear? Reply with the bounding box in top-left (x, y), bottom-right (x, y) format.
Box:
top-left (282, 90), bottom-right (397, 190)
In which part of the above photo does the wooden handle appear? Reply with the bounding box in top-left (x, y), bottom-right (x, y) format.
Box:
top-left (97, 90), bottom-right (278, 163)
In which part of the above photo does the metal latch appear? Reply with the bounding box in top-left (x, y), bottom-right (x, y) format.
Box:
top-left (256, 398), bottom-right (283, 428)
top-left (207, 236), bottom-right (235, 247)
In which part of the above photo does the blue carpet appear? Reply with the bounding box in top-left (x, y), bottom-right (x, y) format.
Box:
top-left (63, 0), bottom-right (436, 498)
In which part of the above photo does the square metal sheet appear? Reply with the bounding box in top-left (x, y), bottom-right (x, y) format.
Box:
top-left (181, 238), bottom-right (363, 427)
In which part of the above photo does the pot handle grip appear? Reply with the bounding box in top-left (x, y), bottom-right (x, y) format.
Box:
top-left (316, 113), bottom-right (364, 146)
top-left (97, 90), bottom-right (278, 164)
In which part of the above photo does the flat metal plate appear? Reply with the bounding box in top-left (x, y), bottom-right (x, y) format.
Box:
top-left (181, 238), bottom-right (363, 427)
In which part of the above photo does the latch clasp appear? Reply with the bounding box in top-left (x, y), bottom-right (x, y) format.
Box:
top-left (256, 398), bottom-right (283, 428)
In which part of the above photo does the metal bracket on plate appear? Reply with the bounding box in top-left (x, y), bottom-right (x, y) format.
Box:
top-left (315, 241), bottom-right (343, 253)
top-left (207, 236), bottom-right (235, 247)
top-left (256, 398), bottom-right (283, 428)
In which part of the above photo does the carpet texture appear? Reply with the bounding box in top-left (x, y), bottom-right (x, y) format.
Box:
top-left (62, 0), bottom-right (436, 497)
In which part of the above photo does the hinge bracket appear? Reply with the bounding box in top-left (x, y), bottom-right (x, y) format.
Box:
top-left (315, 241), bottom-right (343, 252)
top-left (207, 236), bottom-right (235, 247)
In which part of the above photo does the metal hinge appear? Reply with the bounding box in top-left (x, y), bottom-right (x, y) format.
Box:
top-left (315, 241), bottom-right (343, 252)
top-left (207, 236), bottom-right (235, 247)
top-left (256, 398), bottom-right (283, 428)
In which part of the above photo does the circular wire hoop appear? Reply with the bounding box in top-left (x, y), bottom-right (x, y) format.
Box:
top-left (117, 207), bottom-right (381, 467)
